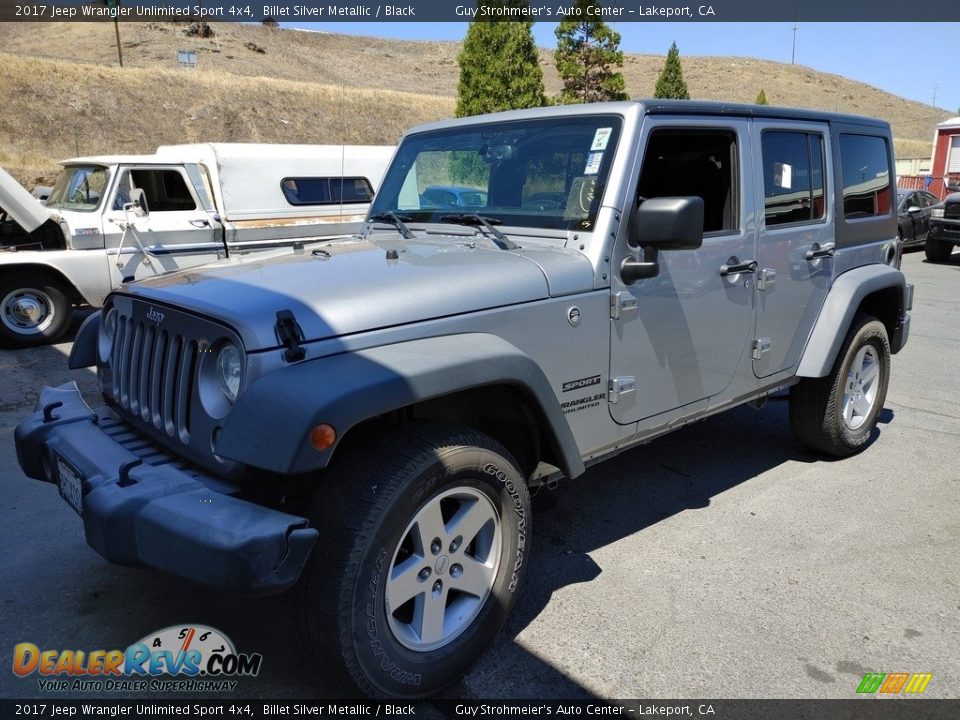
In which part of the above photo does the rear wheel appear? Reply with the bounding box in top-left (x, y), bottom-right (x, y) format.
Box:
top-left (0, 273), bottom-right (72, 348)
top-left (924, 237), bottom-right (953, 262)
top-left (789, 315), bottom-right (890, 457)
top-left (297, 422), bottom-right (531, 697)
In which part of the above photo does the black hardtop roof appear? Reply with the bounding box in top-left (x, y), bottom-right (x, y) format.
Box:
top-left (639, 99), bottom-right (890, 129)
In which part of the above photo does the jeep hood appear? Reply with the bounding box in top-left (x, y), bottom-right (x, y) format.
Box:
top-left (122, 236), bottom-right (593, 350)
top-left (0, 167), bottom-right (50, 232)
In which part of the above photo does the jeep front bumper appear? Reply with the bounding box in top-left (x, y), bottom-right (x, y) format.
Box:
top-left (14, 383), bottom-right (318, 594)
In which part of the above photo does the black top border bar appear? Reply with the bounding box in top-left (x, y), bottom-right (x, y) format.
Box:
top-left (1, 0), bottom-right (959, 22)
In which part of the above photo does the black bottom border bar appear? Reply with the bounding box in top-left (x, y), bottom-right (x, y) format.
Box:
top-left (3, 699), bottom-right (960, 720)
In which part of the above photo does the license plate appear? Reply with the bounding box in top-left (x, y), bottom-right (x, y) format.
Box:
top-left (56, 456), bottom-right (84, 516)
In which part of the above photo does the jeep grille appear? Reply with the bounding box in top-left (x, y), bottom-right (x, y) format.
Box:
top-left (111, 314), bottom-right (198, 442)
top-left (944, 202), bottom-right (960, 219)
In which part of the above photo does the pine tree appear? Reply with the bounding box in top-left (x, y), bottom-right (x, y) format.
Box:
top-left (653, 42), bottom-right (690, 100)
top-left (755, 89), bottom-right (769, 105)
top-left (554, 0), bottom-right (628, 104)
top-left (455, 3), bottom-right (546, 117)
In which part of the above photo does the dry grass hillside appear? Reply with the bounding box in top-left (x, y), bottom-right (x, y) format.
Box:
top-left (0, 21), bottom-right (949, 184)
top-left (0, 53), bottom-right (453, 185)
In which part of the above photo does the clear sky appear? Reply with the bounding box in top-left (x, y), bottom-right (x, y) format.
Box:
top-left (286, 21), bottom-right (960, 117)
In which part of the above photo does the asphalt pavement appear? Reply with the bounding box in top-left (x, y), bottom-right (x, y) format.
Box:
top-left (1, 249), bottom-right (958, 701)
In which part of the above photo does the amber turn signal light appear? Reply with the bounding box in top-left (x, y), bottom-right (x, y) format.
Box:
top-left (308, 424), bottom-right (337, 451)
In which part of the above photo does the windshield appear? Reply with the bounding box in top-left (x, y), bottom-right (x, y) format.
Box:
top-left (46, 165), bottom-right (110, 212)
top-left (369, 115), bottom-right (623, 232)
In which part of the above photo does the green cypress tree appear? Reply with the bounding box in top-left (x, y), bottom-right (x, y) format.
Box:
top-left (455, 2), bottom-right (546, 117)
top-left (653, 42), bottom-right (690, 100)
top-left (755, 89), bottom-right (769, 105)
top-left (554, 0), bottom-right (628, 104)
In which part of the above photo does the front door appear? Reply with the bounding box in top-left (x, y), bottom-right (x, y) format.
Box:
top-left (103, 166), bottom-right (222, 287)
top-left (751, 122), bottom-right (835, 378)
top-left (609, 119), bottom-right (756, 424)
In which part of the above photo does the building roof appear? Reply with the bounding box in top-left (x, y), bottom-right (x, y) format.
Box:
top-left (937, 116), bottom-right (960, 129)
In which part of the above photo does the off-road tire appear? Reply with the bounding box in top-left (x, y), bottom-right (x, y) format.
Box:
top-left (924, 237), bottom-right (953, 262)
top-left (0, 273), bottom-right (72, 348)
top-left (789, 314), bottom-right (890, 457)
top-left (296, 422), bottom-right (531, 698)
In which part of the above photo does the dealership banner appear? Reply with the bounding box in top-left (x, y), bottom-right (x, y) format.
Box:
top-left (1, 0), bottom-right (959, 22)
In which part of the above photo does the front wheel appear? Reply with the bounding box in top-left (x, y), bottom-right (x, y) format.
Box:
top-left (789, 314), bottom-right (890, 457)
top-left (0, 274), bottom-right (72, 348)
top-left (297, 422), bottom-right (531, 697)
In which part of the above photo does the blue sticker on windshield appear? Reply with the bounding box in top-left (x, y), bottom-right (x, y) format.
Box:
top-left (584, 152), bottom-right (603, 176)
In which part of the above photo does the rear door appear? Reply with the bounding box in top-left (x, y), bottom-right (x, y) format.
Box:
top-left (103, 165), bottom-right (222, 285)
top-left (752, 122), bottom-right (835, 378)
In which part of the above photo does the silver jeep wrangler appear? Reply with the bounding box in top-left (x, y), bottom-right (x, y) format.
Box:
top-left (15, 101), bottom-right (912, 697)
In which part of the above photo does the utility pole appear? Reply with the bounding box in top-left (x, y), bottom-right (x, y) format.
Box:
top-left (932, 83), bottom-right (939, 108)
top-left (791, 17), bottom-right (798, 65)
top-left (102, 0), bottom-right (123, 67)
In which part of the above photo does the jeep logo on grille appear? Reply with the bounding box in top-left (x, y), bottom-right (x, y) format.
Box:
top-left (146, 308), bottom-right (165, 324)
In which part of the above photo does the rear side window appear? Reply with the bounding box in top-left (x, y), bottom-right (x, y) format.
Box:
top-left (281, 177), bottom-right (374, 206)
top-left (839, 134), bottom-right (892, 218)
top-left (761, 131), bottom-right (826, 226)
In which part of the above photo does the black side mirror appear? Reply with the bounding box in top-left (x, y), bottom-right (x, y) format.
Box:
top-left (947, 182), bottom-right (960, 193)
top-left (628, 196), bottom-right (704, 250)
top-left (622, 196), bottom-right (704, 284)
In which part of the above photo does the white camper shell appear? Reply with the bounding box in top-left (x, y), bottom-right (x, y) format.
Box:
top-left (0, 143), bottom-right (394, 346)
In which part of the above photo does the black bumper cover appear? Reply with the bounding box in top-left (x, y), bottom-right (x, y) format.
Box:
top-left (14, 383), bottom-right (318, 594)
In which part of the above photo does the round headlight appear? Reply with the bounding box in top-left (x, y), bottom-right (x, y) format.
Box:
top-left (99, 307), bottom-right (118, 363)
top-left (216, 342), bottom-right (243, 403)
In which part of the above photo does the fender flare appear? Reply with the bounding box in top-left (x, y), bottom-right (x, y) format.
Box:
top-left (217, 333), bottom-right (586, 479)
top-left (796, 264), bottom-right (908, 378)
top-left (68, 310), bottom-right (101, 369)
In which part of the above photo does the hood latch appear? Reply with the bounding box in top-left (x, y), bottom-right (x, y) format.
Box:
top-left (275, 309), bottom-right (306, 363)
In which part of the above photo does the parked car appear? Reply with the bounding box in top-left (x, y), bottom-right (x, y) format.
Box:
top-left (0, 143), bottom-right (394, 347)
top-left (896, 188), bottom-right (943, 249)
top-left (420, 185), bottom-right (487, 208)
top-left (16, 101), bottom-right (911, 697)
top-left (925, 182), bottom-right (960, 262)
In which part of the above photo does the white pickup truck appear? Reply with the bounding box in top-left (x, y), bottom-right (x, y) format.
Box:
top-left (0, 143), bottom-right (394, 347)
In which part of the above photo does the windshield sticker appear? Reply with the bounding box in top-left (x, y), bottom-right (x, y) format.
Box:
top-left (584, 152), bottom-right (603, 176)
top-left (774, 162), bottom-right (793, 189)
top-left (591, 127), bottom-right (613, 151)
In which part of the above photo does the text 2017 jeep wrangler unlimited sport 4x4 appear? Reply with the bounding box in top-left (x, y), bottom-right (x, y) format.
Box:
top-left (16, 101), bottom-right (912, 697)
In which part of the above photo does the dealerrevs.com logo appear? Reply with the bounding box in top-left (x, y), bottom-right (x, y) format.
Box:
top-left (13, 625), bottom-right (262, 692)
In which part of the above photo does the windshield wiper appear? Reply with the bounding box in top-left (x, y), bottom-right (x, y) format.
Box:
top-left (439, 214), bottom-right (519, 250)
top-left (368, 212), bottom-right (415, 239)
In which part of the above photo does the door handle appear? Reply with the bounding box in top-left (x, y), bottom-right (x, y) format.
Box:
top-left (805, 243), bottom-right (835, 261)
top-left (189, 219), bottom-right (211, 228)
top-left (719, 258), bottom-right (757, 276)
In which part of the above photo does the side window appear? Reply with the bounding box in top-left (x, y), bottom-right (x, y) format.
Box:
top-left (761, 131), bottom-right (826, 227)
top-left (638, 130), bottom-right (738, 234)
top-left (839, 134), bottom-right (892, 218)
top-left (125, 169), bottom-right (198, 212)
top-left (281, 177), bottom-right (374, 206)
